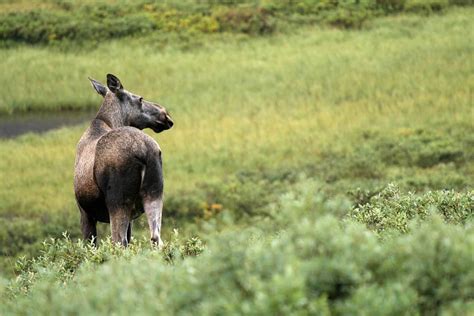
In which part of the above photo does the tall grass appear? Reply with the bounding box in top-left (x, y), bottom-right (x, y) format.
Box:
top-left (1, 8), bottom-right (473, 114)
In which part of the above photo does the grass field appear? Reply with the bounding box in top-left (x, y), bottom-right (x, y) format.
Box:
top-left (0, 4), bottom-right (473, 315)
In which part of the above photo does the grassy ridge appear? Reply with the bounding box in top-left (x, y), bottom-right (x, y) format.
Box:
top-left (1, 0), bottom-right (470, 48)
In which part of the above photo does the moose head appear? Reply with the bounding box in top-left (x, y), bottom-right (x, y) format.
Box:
top-left (89, 74), bottom-right (174, 133)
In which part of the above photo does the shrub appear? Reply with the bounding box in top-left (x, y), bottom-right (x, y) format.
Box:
top-left (6, 232), bottom-right (204, 297)
top-left (392, 217), bottom-right (474, 314)
top-left (319, 145), bottom-right (385, 181)
top-left (368, 127), bottom-right (469, 169)
top-left (164, 169), bottom-right (297, 221)
top-left (3, 210), bottom-right (472, 315)
top-left (323, 1), bottom-right (375, 29)
top-left (348, 183), bottom-right (473, 233)
top-left (397, 165), bottom-right (470, 191)
top-left (404, 0), bottom-right (450, 13)
top-left (213, 6), bottom-right (276, 34)
top-left (1, 0), bottom-right (471, 46)
top-left (449, 0), bottom-right (473, 4)
top-left (0, 9), bottom-right (156, 45)
top-left (376, 0), bottom-right (407, 12)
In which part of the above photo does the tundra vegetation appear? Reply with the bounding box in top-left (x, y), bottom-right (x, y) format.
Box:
top-left (0, 1), bottom-right (473, 315)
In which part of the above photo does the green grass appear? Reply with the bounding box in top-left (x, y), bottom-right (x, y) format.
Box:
top-left (0, 8), bottom-right (473, 314)
top-left (1, 8), bottom-right (473, 114)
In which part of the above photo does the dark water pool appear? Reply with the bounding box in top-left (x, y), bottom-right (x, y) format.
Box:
top-left (0, 110), bottom-right (96, 138)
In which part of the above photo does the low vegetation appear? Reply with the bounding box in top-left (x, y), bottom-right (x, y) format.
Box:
top-left (0, 0), bottom-right (471, 48)
top-left (2, 182), bottom-right (473, 315)
top-left (0, 2), bottom-right (472, 314)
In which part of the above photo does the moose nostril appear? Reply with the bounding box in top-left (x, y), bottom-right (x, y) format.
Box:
top-left (166, 115), bottom-right (174, 127)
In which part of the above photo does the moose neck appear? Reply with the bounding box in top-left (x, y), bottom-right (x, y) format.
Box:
top-left (95, 94), bottom-right (128, 129)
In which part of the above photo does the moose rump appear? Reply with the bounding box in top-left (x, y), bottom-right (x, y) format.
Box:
top-left (92, 127), bottom-right (163, 244)
top-left (76, 127), bottom-right (164, 246)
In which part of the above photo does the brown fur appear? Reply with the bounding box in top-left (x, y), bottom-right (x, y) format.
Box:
top-left (74, 74), bottom-right (173, 246)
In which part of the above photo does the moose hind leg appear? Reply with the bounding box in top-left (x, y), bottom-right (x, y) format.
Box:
top-left (109, 209), bottom-right (131, 247)
top-left (101, 163), bottom-right (142, 247)
top-left (105, 185), bottom-right (133, 246)
top-left (144, 197), bottom-right (163, 247)
top-left (140, 151), bottom-right (164, 247)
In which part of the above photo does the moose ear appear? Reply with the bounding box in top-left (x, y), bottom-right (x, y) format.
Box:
top-left (106, 73), bottom-right (123, 93)
top-left (88, 77), bottom-right (107, 97)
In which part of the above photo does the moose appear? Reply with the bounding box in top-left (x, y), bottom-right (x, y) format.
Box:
top-left (74, 74), bottom-right (173, 247)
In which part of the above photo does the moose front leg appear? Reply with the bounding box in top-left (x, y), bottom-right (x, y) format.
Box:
top-left (79, 206), bottom-right (97, 246)
top-left (144, 198), bottom-right (164, 247)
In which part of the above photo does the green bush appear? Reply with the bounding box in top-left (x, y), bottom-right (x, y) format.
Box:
top-left (3, 202), bottom-right (472, 315)
top-left (312, 126), bottom-right (473, 192)
top-left (165, 169), bottom-right (301, 221)
top-left (366, 127), bottom-right (470, 168)
top-left (396, 165), bottom-right (471, 191)
top-left (6, 232), bottom-right (204, 297)
top-left (0, 9), bottom-right (155, 45)
top-left (323, 0), bottom-right (375, 29)
top-left (348, 183), bottom-right (473, 233)
top-left (449, 0), bottom-right (474, 4)
top-left (1, 0), bottom-right (471, 46)
top-left (321, 146), bottom-right (385, 181)
top-left (376, 0), bottom-right (407, 12)
top-left (405, 0), bottom-right (450, 13)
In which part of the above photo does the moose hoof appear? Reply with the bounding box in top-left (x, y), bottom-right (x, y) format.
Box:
top-left (151, 236), bottom-right (164, 249)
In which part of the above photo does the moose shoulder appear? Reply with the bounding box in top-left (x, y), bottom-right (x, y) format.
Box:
top-left (74, 74), bottom-right (173, 247)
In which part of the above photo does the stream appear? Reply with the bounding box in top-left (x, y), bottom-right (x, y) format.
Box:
top-left (0, 110), bottom-right (96, 138)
